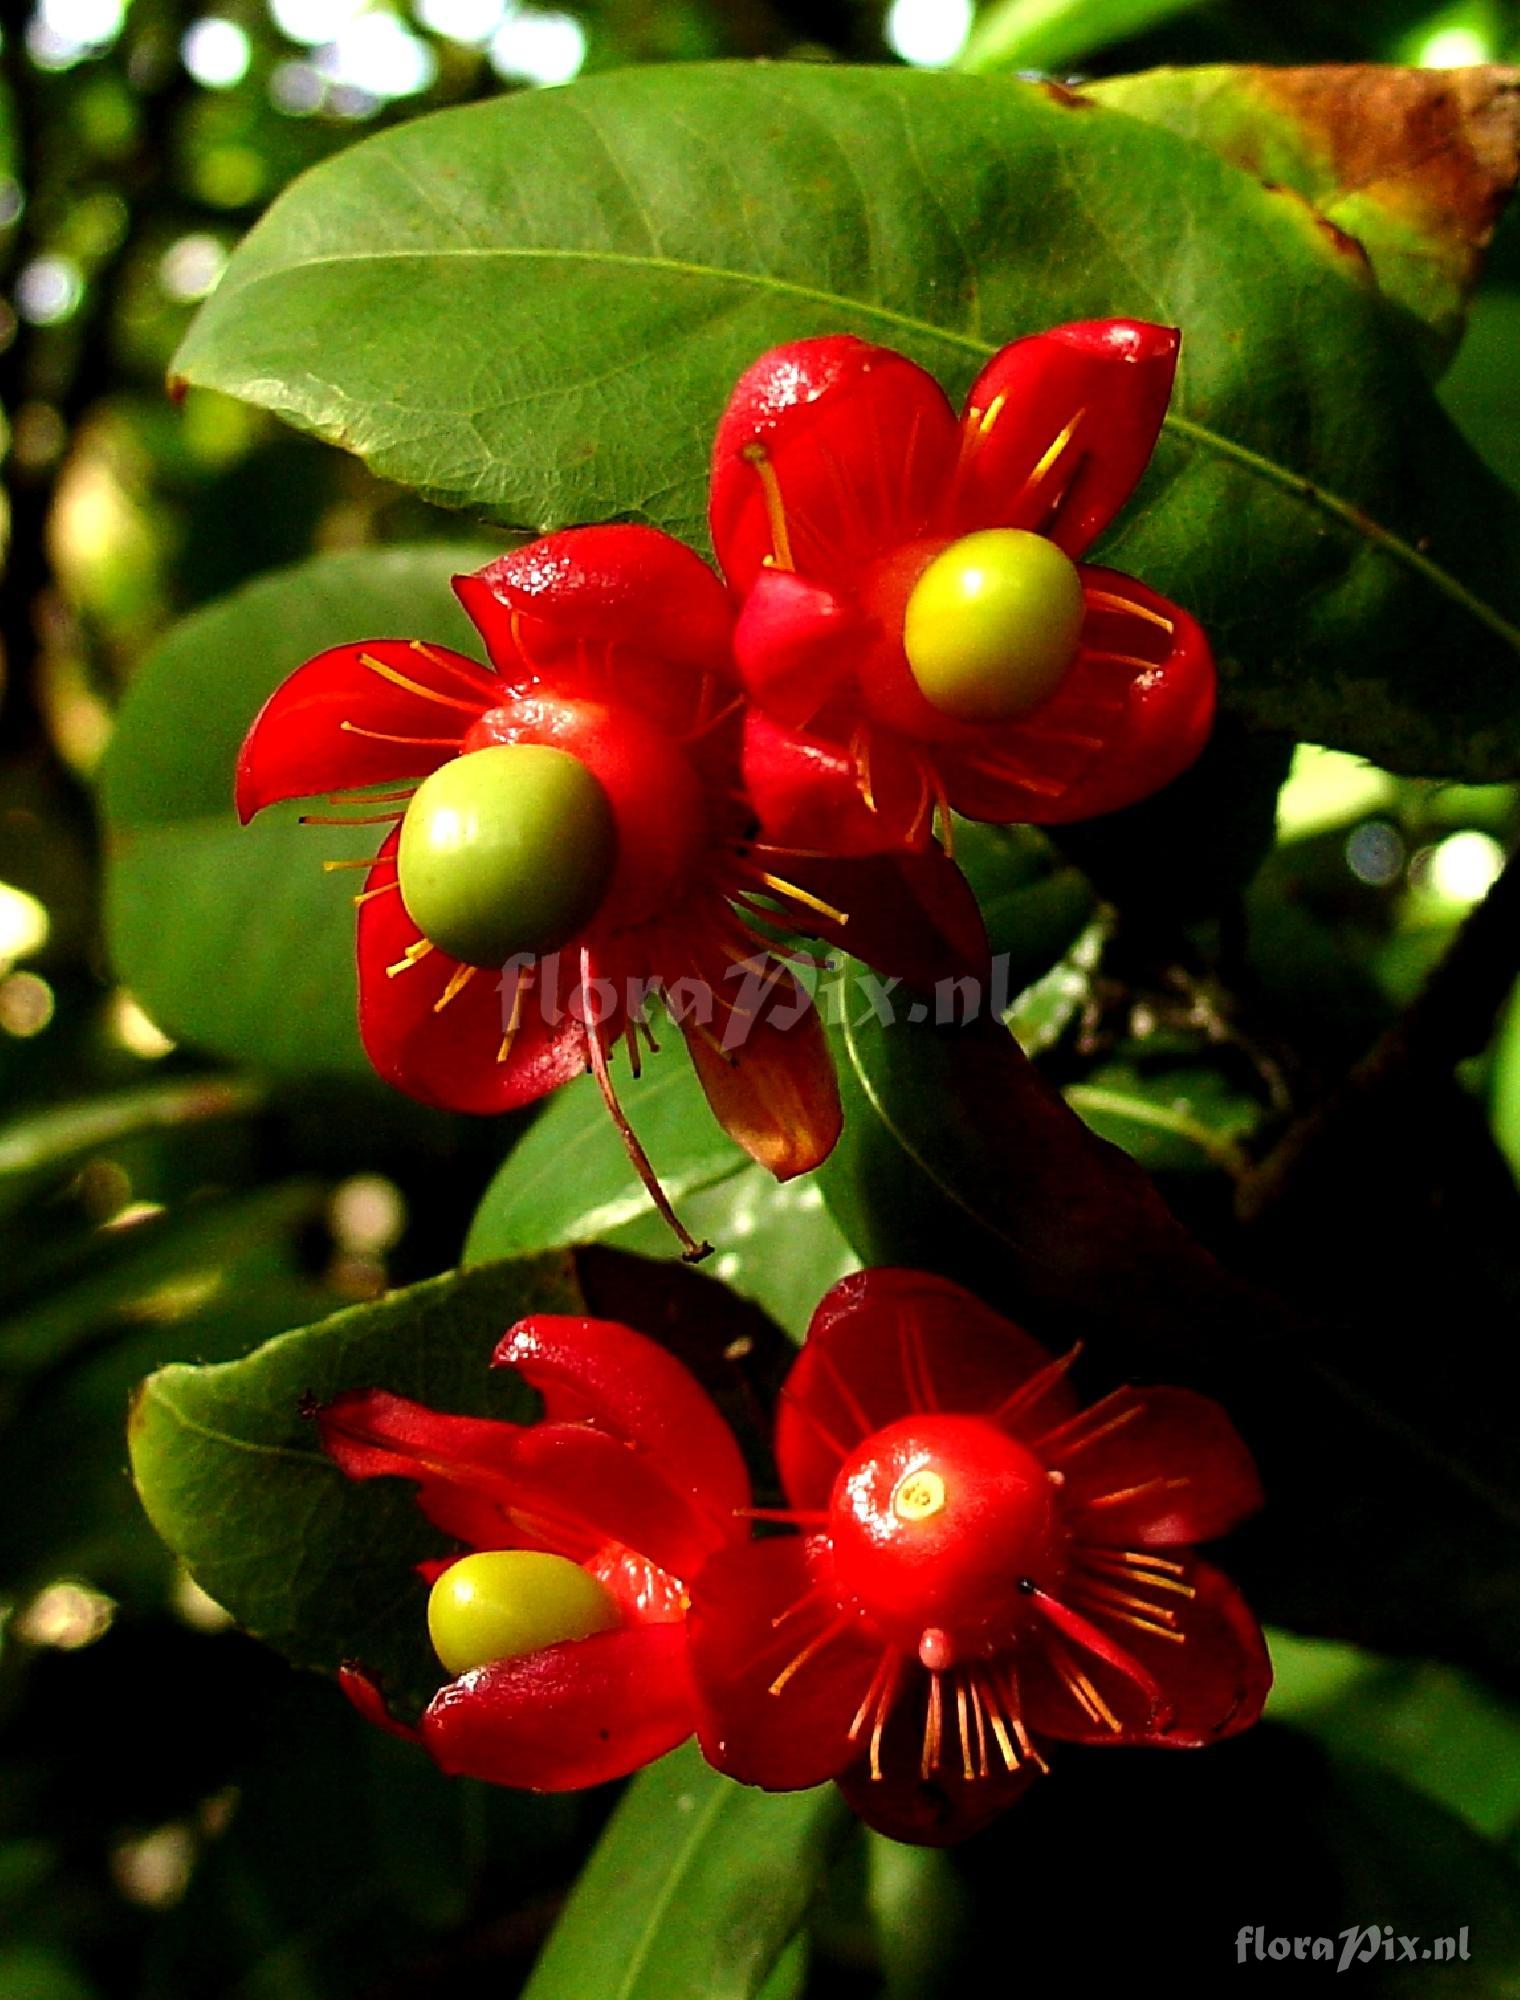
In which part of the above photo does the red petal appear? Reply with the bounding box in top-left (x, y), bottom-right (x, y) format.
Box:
top-left (1021, 1560), bottom-right (1270, 1748)
top-left (495, 1314), bottom-right (751, 1533)
top-left (836, 1670), bottom-right (1040, 1846)
top-left (234, 641), bottom-right (488, 822)
top-left (678, 957), bottom-right (842, 1181)
top-left (355, 831), bottom-right (590, 1115)
top-left (711, 337), bottom-right (960, 595)
top-left (741, 709), bottom-right (931, 855)
top-left (319, 1389), bottom-right (718, 1581)
top-left (422, 1622), bottom-right (695, 1789)
top-left (319, 1389), bottom-right (542, 1550)
top-left (687, 1536), bottom-right (880, 1790)
top-left (776, 1271), bottom-right (1076, 1514)
top-left (454, 526), bottom-right (733, 682)
top-left (337, 1662), bottom-right (425, 1743)
top-left (775, 848), bottom-right (990, 992)
top-left (951, 320), bottom-right (1179, 557)
top-left (1057, 1387), bottom-right (1263, 1546)
top-left (934, 567), bottom-right (1214, 827)
top-left (732, 566), bottom-right (866, 729)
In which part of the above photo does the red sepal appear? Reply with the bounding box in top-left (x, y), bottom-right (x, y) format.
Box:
top-left (354, 831), bottom-right (590, 1116)
top-left (495, 1314), bottom-right (751, 1530)
top-left (711, 337), bottom-right (960, 595)
top-left (454, 526), bottom-right (734, 683)
top-left (731, 567), bottom-right (865, 729)
top-left (677, 948), bottom-right (842, 1181)
top-left (318, 1388), bottom-right (721, 1581)
top-left (1021, 1561), bottom-right (1270, 1748)
top-left (1057, 1386), bottom-right (1263, 1547)
top-left (688, 1536), bottom-right (879, 1790)
top-left (952, 320), bottom-right (1179, 558)
top-left (741, 709), bottom-right (932, 855)
top-left (422, 1622), bottom-right (696, 1789)
top-left (235, 640), bottom-right (488, 821)
top-left (776, 1270), bottom-right (1077, 1513)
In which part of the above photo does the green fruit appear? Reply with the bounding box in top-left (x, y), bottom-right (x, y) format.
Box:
top-left (397, 743), bottom-right (616, 966)
top-left (427, 1549), bottom-right (621, 1675)
top-left (903, 528), bottom-right (1085, 722)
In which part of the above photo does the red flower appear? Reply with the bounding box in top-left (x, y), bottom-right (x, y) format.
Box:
top-left (318, 1311), bottom-right (751, 1790)
top-left (687, 1270), bottom-right (1269, 1845)
top-left (238, 525), bottom-right (985, 1243)
top-left (711, 323), bottom-right (1216, 855)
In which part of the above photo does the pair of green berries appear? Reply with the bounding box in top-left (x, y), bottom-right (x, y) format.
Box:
top-left (396, 529), bottom-right (1083, 974)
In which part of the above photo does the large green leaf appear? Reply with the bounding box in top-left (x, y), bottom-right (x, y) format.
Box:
top-left (128, 1253), bottom-right (582, 1712)
top-left (524, 1742), bottom-right (849, 2000)
top-left (463, 1063), bottom-right (856, 1339)
top-left (172, 62), bottom-right (1520, 777)
top-left (99, 542), bottom-right (497, 1077)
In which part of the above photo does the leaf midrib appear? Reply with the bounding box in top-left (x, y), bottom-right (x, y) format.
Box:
top-left (198, 244), bottom-right (1520, 660)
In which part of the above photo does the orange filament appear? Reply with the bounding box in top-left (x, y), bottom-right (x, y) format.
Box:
top-left (741, 442), bottom-right (795, 571)
top-left (993, 1342), bottom-right (1084, 1424)
top-left (1081, 1475), bottom-right (1190, 1512)
top-left (300, 811), bottom-right (405, 827)
top-left (921, 1669), bottom-right (945, 1779)
top-left (432, 963), bottom-right (477, 1015)
top-left (497, 969), bottom-right (529, 1064)
top-left (757, 872), bottom-right (849, 927)
top-left (339, 721), bottom-right (462, 749)
top-left (582, 946), bottom-right (709, 1263)
top-left (768, 1617), bottom-right (848, 1698)
top-left (358, 653), bottom-right (483, 714)
top-left (408, 637), bottom-right (500, 702)
top-left (385, 939), bottom-right (434, 978)
top-left (1085, 589), bottom-right (1174, 634)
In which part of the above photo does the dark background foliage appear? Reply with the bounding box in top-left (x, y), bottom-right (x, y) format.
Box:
top-left (4, 0), bottom-right (1520, 1995)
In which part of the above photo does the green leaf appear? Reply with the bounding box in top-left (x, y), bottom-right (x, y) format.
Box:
top-left (1270, 1629), bottom-right (1520, 1844)
top-left (1088, 64), bottom-right (1520, 370)
top-left (127, 1253), bottom-right (582, 1713)
top-left (99, 542), bottom-right (497, 1077)
top-left (463, 1064), bottom-right (856, 1339)
top-left (174, 62), bottom-right (1520, 777)
top-left (958, 0), bottom-right (1213, 75)
top-left (1065, 1055), bottom-right (1261, 1177)
top-left (523, 1742), bottom-right (849, 2000)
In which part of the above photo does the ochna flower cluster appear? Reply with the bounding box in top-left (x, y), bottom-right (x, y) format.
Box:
top-left (238, 321), bottom-right (1215, 1231)
top-left (321, 1271), bottom-right (1268, 1846)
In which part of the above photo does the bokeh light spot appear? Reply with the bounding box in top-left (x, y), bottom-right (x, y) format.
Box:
top-left (182, 16), bottom-right (253, 86)
top-left (488, 8), bottom-right (586, 85)
top-left (15, 255), bottom-right (84, 326)
top-left (885, 0), bottom-right (972, 67)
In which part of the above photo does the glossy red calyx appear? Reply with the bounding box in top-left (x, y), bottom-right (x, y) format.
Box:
top-left (713, 322), bottom-right (1217, 854)
top-left (828, 1415), bottom-right (1060, 1665)
top-left (317, 1309), bottom-right (752, 1793)
top-left (686, 1267), bottom-right (1271, 1847)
